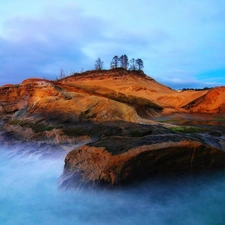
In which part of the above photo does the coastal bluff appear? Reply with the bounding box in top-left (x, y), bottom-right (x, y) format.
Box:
top-left (1, 68), bottom-right (225, 187)
top-left (61, 127), bottom-right (225, 188)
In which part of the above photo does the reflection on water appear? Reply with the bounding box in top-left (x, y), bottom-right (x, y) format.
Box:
top-left (0, 146), bottom-right (225, 225)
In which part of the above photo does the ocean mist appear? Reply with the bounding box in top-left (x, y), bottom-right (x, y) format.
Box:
top-left (0, 146), bottom-right (225, 225)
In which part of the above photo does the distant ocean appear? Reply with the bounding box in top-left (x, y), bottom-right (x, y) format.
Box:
top-left (0, 146), bottom-right (225, 225)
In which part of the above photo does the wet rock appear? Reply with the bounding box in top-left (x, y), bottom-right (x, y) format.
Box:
top-left (1, 69), bottom-right (225, 189)
top-left (209, 131), bottom-right (222, 137)
top-left (61, 133), bottom-right (225, 188)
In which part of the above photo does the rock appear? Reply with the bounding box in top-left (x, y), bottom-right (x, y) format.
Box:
top-left (209, 131), bottom-right (222, 137)
top-left (61, 132), bottom-right (225, 188)
top-left (2, 69), bottom-right (225, 189)
top-left (182, 87), bottom-right (225, 113)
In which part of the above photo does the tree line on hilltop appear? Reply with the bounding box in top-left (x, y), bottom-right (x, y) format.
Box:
top-left (58, 54), bottom-right (144, 79)
top-left (181, 87), bottom-right (212, 91)
top-left (95, 54), bottom-right (144, 71)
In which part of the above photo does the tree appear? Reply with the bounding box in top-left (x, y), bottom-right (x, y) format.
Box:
top-left (119, 54), bottom-right (129, 69)
top-left (129, 58), bottom-right (137, 70)
top-left (110, 55), bottom-right (119, 69)
top-left (60, 69), bottom-right (66, 78)
top-left (95, 57), bottom-right (104, 70)
top-left (136, 58), bottom-right (144, 71)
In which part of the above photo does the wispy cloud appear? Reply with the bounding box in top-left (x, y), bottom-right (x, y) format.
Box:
top-left (0, 6), bottom-right (107, 84)
top-left (0, 0), bottom-right (225, 88)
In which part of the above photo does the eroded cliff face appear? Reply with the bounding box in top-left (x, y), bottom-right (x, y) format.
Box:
top-left (61, 131), bottom-right (225, 188)
top-left (0, 70), bottom-right (165, 148)
top-left (59, 69), bottom-right (209, 113)
top-left (0, 80), bottom-right (58, 118)
top-left (183, 87), bottom-right (225, 113)
top-left (0, 75), bottom-right (161, 125)
top-left (1, 69), bottom-right (224, 126)
top-left (1, 69), bottom-right (225, 188)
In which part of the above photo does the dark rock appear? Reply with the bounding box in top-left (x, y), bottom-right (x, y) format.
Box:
top-left (209, 131), bottom-right (222, 137)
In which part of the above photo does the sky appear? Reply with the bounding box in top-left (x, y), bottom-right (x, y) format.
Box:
top-left (0, 0), bottom-right (225, 89)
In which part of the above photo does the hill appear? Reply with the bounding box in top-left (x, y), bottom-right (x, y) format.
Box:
top-left (1, 68), bottom-right (225, 187)
top-left (1, 68), bottom-right (223, 123)
top-left (59, 68), bottom-right (212, 114)
top-left (183, 87), bottom-right (225, 113)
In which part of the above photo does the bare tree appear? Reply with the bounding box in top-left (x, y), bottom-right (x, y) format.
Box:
top-left (119, 54), bottom-right (129, 69)
top-left (95, 58), bottom-right (104, 70)
top-left (129, 58), bottom-right (137, 70)
top-left (110, 55), bottom-right (119, 69)
top-left (60, 69), bottom-right (66, 78)
top-left (136, 58), bottom-right (144, 71)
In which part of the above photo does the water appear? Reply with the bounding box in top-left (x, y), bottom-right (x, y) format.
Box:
top-left (1, 146), bottom-right (225, 225)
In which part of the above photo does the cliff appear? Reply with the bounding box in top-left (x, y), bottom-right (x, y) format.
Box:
top-left (1, 69), bottom-right (223, 125)
top-left (1, 68), bottom-right (225, 187)
top-left (62, 133), bottom-right (225, 187)
top-left (183, 87), bottom-right (225, 113)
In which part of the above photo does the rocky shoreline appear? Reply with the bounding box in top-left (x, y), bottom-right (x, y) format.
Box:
top-left (60, 123), bottom-right (225, 188)
top-left (1, 69), bottom-right (225, 188)
top-left (2, 116), bottom-right (225, 188)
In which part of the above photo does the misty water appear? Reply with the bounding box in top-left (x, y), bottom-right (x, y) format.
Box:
top-left (1, 146), bottom-right (225, 225)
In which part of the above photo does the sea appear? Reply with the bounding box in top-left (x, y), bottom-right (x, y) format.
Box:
top-left (0, 145), bottom-right (225, 225)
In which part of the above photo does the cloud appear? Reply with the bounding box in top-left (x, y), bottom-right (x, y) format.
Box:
top-left (154, 69), bottom-right (199, 89)
top-left (155, 68), bottom-right (225, 89)
top-left (0, 4), bottom-right (170, 85)
top-left (0, 6), bottom-right (107, 85)
top-left (0, 0), bottom-right (225, 89)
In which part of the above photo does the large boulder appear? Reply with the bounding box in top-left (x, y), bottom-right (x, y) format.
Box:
top-left (61, 133), bottom-right (225, 188)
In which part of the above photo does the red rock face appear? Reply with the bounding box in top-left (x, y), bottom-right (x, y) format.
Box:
top-left (0, 80), bottom-right (61, 117)
top-left (0, 69), bottom-right (224, 123)
top-left (1, 69), bottom-right (225, 188)
top-left (183, 87), bottom-right (225, 113)
top-left (0, 78), bottom-right (142, 122)
top-left (62, 135), bottom-right (225, 187)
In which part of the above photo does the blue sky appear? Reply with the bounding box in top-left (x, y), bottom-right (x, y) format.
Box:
top-left (0, 0), bottom-right (225, 89)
